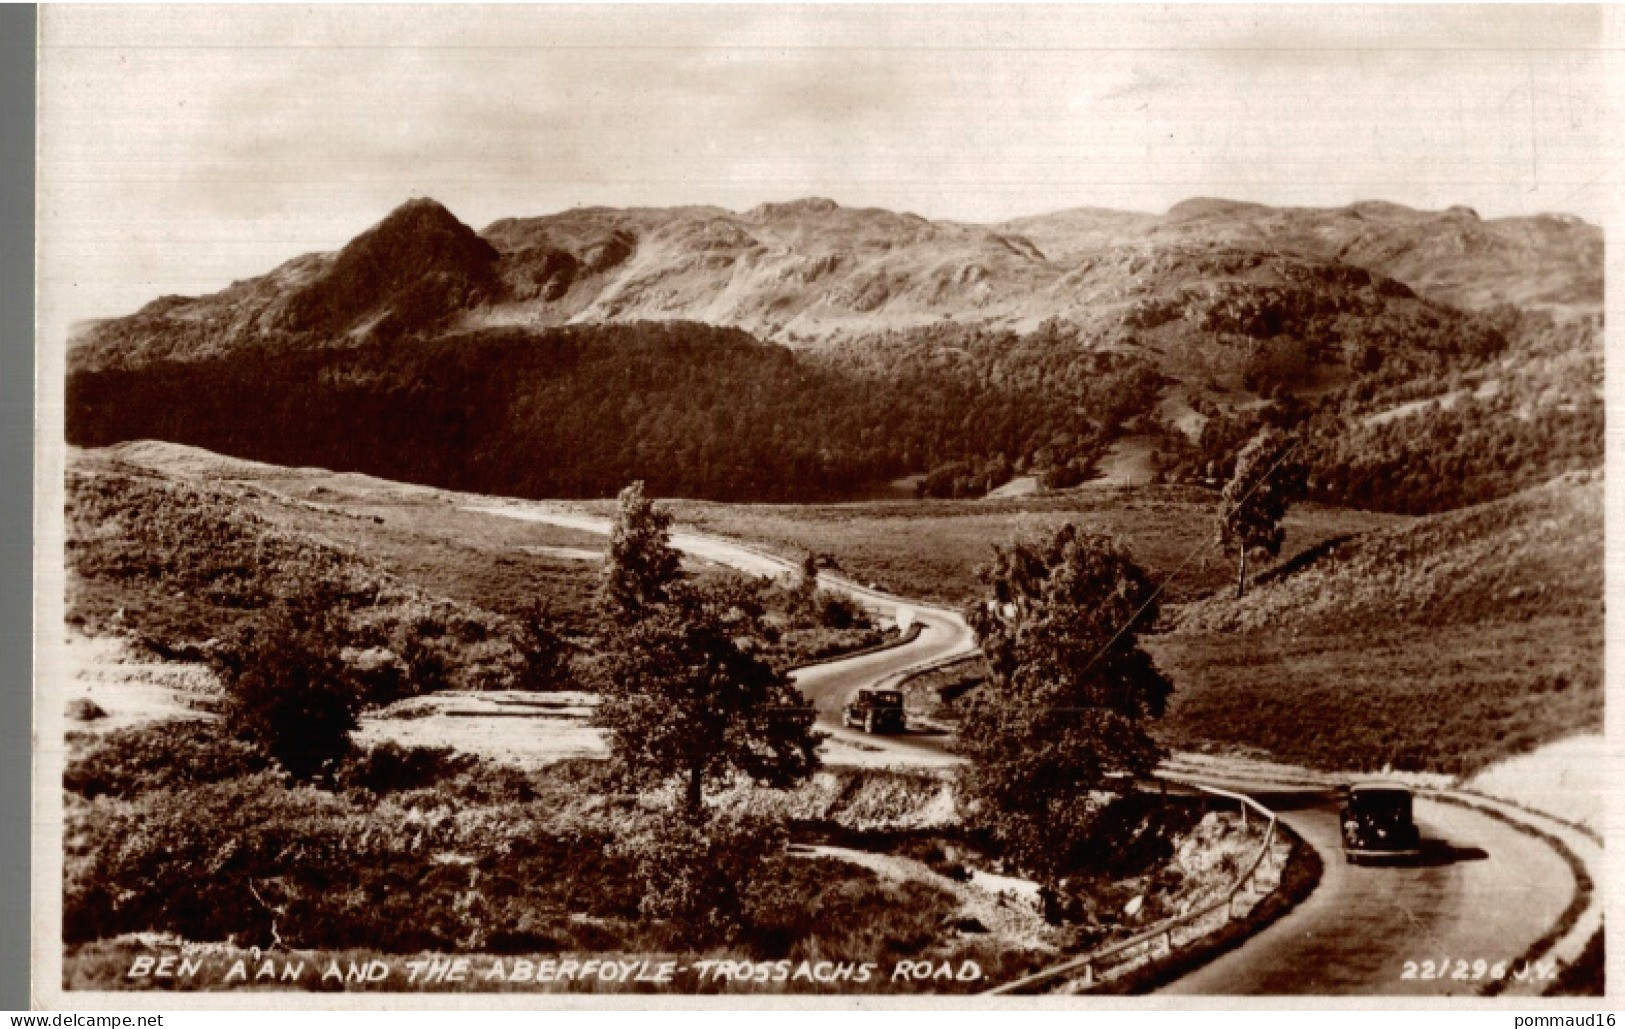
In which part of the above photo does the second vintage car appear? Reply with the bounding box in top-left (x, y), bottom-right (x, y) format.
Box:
top-left (1339, 782), bottom-right (1423, 864)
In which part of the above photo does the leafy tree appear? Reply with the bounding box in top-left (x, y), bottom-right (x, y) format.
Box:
top-left (211, 594), bottom-right (361, 781)
top-left (959, 525), bottom-right (1172, 880)
top-left (1216, 428), bottom-right (1306, 598)
top-left (594, 487), bottom-right (821, 815)
top-left (594, 578), bottom-right (822, 815)
top-left (599, 480), bottom-right (682, 622)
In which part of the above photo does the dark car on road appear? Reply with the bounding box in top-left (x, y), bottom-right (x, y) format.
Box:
top-left (843, 687), bottom-right (906, 734)
top-left (1339, 782), bottom-right (1422, 864)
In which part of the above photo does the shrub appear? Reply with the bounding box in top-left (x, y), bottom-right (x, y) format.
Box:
top-left (66, 699), bottom-right (108, 723)
top-left (514, 598), bottom-right (575, 690)
top-left (741, 855), bottom-right (953, 963)
top-left (213, 594), bottom-right (362, 780)
top-left (335, 741), bottom-right (476, 795)
top-left (609, 806), bottom-right (789, 945)
top-left (814, 589), bottom-right (866, 630)
top-left (65, 720), bottom-right (270, 800)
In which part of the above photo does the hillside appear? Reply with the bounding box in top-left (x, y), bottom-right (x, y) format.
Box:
top-left (68, 441), bottom-right (894, 669)
top-left (1151, 471), bottom-right (1603, 774)
top-left (67, 321), bottom-right (1167, 503)
top-left (66, 446), bottom-right (564, 694)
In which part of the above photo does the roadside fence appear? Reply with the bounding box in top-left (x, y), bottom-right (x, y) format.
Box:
top-left (983, 783), bottom-right (1282, 995)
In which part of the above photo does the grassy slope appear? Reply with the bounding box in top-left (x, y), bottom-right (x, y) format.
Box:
top-left (1151, 471), bottom-right (1602, 775)
top-left (72, 441), bottom-right (891, 663)
top-left (79, 443), bottom-right (614, 635)
top-left (659, 488), bottom-right (1405, 608)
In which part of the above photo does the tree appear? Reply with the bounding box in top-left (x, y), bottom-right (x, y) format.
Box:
top-left (211, 594), bottom-right (361, 781)
top-left (599, 481), bottom-right (682, 623)
top-left (594, 486), bottom-right (822, 816)
top-left (514, 598), bottom-right (573, 691)
top-left (1216, 427), bottom-right (1306, 599)
top-left (958, 525), bottom-right (1172, 879)
top-left (594, 578), bottom-right (822, 815)
top-left (789, 550), bottom-right (820, 619)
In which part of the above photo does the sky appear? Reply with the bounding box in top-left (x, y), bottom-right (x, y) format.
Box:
top-left (36, 4), bottom-right (1624, 344)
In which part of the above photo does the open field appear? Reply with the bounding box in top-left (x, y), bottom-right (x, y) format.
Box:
top-left (649, 489), bottom-right (1407, 607)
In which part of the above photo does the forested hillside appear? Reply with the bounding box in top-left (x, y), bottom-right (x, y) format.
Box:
top-left (1153, 308), bottom-right (1602, 514)
top-left (68, 321), bottom-right (1160, 502)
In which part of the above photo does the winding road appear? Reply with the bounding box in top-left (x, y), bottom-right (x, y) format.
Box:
top-left (1159, 779), bottom-right (1576, 995)
top-left (466, 503), bottom-right (978, 766)
top-left (471, 501), bottom-right (1595, 997)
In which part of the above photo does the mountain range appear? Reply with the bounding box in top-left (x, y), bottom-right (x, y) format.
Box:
top-left (66, 193), bottom-right (1603, 511)
top-left (70, 195), bottom-right (1601, 373)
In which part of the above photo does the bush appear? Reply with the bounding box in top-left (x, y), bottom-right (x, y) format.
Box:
top-left (65, 720), bottom-right (271, 799)
top-left (335, 741), bottom-right (476, 795)
top-left (609, 806), bottom-right (789, 945)
top-left (213, 595), bottom-right (362, 780)
top-left (64, 773), bottom-right (355, 946)
top-left (335, 742), bottom-right (537, 806)
top-left (66, 699), bottom-right (108, 723)
top-left (814, 589), bottom-right (866, 630)
top-left (741, 855), bottom-right (951, 963)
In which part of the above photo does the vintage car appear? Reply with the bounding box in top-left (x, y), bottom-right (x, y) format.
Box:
top-left (842, 687), bottom-right (906, 734)
top-left (1339, 782), bottom-right (1422, 864)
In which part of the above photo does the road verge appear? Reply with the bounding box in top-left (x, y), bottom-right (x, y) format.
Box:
top-left (984, 784), bottom-right (1309, 995)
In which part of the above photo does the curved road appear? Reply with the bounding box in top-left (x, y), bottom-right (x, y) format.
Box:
top-left (1160, 782), bottom-right (1575, 996)
top-left (466, 503), bottom-right (977, 765)
top-left (472, 501), bottom-right (1588, 996)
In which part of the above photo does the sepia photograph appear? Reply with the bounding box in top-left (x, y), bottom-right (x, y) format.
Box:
top-left (31, 3), bottom-right (1616, 1006)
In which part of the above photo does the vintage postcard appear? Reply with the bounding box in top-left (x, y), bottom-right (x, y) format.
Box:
top-left (31, 3), bottom-right (1619, 1007)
